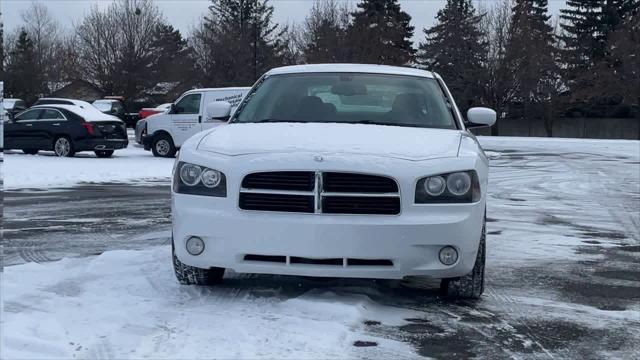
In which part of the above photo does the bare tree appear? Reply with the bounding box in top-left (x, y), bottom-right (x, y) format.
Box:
top-left (20, 2), bottom-right (64, 87)
top-left (74, 5), bottom-right (121, 94)
top-left (74, 0), bottom-right (163, 98)
top-left (479, 0), bottom-right (518, 135)
top-left (299, 0), bottom-right (352, 63)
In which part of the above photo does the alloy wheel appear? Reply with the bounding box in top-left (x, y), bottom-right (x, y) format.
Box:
top-left (55, 138), bottom-right (71, 157)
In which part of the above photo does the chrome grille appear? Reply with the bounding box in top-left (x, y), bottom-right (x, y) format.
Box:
top-left (239, 171), bottom-right (400, 215)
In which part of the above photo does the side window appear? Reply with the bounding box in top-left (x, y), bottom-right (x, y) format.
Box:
top-left (40, 109), bottom-right (66, 120)
top-left (175, 94), bottom-right (202, 115)
top-left (15, 109), bottom-right (43, 122)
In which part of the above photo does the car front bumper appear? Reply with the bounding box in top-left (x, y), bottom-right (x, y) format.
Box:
top-left (141, 134), bottom-right (153, 150)
top-left (135, 120), bottom-right (146, 144)
top-left (172, 193), bottom-right (485, 280)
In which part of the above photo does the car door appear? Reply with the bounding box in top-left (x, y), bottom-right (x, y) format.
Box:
top-left (171, 92), bottom-right (203, 147)
top-left (5, 109), bottom-right (44, 150)
top-left (33, 108), bottom-right (68, 149)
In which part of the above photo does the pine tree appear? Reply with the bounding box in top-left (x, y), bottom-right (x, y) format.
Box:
top-left (1, 12), bottom-right (4, 81)
top-left (595, 8), bottom-right (640, 107)
top-left (201, 0), bottom-right (286, 86)
top-left (301, 0), bottom-right (351, 63)
top-left (347, 0), bottom-right (415, 65)
top-left (4, 30), bottom-right (47, 104)
top-left (505, 0), bottom-right (560, 136)
top-left (418, 0), bottom-right (487, 112)
top-left (560, 0), bottom-right (639, 99)
top-left (148, 24), bottom-right (195, 84)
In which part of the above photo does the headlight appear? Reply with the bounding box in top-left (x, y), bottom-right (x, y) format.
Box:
top-left (173, 161), bottom-right (226, 197)
top-left (415, 171), bottom-right (480, 203)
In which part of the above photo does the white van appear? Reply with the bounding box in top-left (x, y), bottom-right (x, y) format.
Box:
top-left (142, 87), bottom-right (250, 157)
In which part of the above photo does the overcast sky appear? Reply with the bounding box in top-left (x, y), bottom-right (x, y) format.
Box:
top-left (2, 0), bottom-right (567, 43)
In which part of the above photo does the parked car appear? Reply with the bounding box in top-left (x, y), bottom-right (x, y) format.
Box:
top-left (94, 97), bottom-right (144, 128)
top-left (3, 104), bottom-right (128, 157)
top-left (34, 98), bottom-right (99, 111)
top-left (139, 103), bottom-right (172, 119)
top-left (93, 99), bottom-right (126, 119)
top-left (3, 98), bottom-right (27, 118)
top-left (135, 103), bottom-right (172, 144)
top-left (170, 64), bottom-right (496, 299)
top-left (142, 87), bottom-right (250, 157)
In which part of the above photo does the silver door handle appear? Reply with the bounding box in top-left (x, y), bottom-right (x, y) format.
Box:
top-left (25, 124), bottom-right (33, 126)
top-left (52, 123), bottom-right (60, 126)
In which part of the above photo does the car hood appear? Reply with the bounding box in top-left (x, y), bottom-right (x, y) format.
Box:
top-left (197, 123), bottom-right (462, 161)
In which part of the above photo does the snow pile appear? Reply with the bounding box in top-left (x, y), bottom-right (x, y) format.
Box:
top-left (3, 145), bottom-right (174, 190)
top-left (1, 246), bottom-right (419, 359)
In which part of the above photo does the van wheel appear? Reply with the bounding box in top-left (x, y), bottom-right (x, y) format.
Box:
top-left (23, 149), bottom-right (39, 155)
top-left (95, 150), bottom-right (114, 158)
top-left (54, 136), bottom-right (75, 157)
top-left (440, 219), bottom-right (486, 299)
top-left (172, 241), bottom-right (225, 285)
top-left (152, 134), bottom-right (176, 158)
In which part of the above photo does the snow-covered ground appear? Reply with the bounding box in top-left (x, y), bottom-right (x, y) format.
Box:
top-left (2, 247), bottom-right (420, 359)
top-left (2, 144), bottom-right (173, 190)
top-left (3, 136), bottom-right (640, 358)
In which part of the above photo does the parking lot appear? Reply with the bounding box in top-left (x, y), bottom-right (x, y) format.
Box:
top-left (2, 137), bottom-right (639, 359)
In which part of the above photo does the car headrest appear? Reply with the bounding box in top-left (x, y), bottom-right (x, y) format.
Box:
top-left (392, 93), bottom-right (425, 115)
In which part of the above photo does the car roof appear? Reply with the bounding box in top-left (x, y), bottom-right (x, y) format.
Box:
top-left (265, 63), bottom-right (436, 78)
top-left (31, 104), bottom-right (123, 122)
top-left (38, 98), bottom-right (84, 103)
top-left (185, 87), bottom-right (251, 94)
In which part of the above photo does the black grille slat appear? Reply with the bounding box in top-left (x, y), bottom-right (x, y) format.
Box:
top-left (239, 193), bottom-right (314, 213)
top-left (323, 172), bottom-right (398, 193)
top-left (323, 196), bottom-right (400, 215)
top-left (242, 171), bottom-right (314, 191)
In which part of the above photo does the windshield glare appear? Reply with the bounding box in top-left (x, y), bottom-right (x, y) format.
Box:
top-left (93, 101), bottom-right (112, 111)
top-left (234, 73), bottom-right (457, 129)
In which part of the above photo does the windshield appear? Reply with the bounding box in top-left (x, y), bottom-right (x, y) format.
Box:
top-left (93, 101), bottom-right (112, 112)
top-left (233, 73), bottom-right (457, 129)
top-left (3, 99), bottom-right (18, 110)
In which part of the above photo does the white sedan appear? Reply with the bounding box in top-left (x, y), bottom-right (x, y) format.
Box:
top-left (171, 64), bottom-right (496, 299)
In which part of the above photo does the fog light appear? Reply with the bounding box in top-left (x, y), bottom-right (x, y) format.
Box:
top-left (186, 236), bottom-right (205, 255)
top-left (439, 246), bottom-right (458, 265)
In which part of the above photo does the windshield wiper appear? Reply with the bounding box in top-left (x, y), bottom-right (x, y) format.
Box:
top-left (347, 120), bottom-right (417, 128)
top-left (251, 119), bottom-right (310, 123)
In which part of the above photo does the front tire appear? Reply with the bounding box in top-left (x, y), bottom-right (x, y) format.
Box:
top-left (151, 134), bottom-right (176, 158)
top-left (53, 136), bottom-right (75, 157)
top-left (172, 242), bottom-right (225, 285)
top-left (95, 150), bottom-right (114, 158)
top-left (440, 219), bottom-right (486, 299)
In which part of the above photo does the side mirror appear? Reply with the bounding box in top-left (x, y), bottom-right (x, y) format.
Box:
top-left (169, 104), bottom-right (176, 114)
top-left (466, 107), bottom-right (496, 128)
top-left (205, 101), bottom-right (232, 122)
